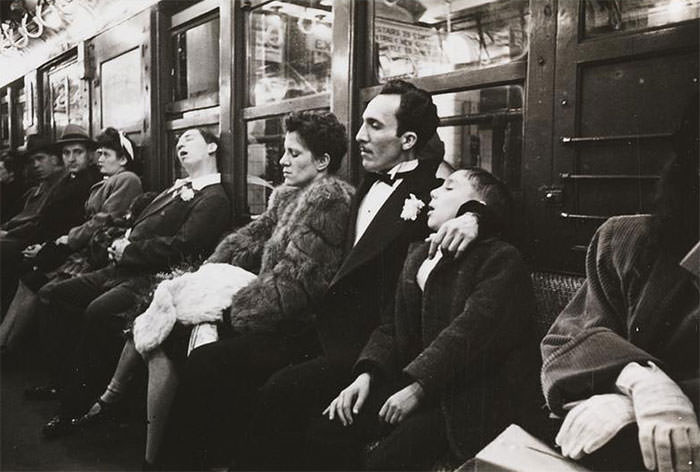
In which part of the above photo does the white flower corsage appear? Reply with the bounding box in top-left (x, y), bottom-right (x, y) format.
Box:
top-left (179, 186), bottom-right (195, 201)
top-left (400, 193), bottom-right (425, 221)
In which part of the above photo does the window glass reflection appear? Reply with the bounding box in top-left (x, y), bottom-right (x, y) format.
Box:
top-left (433, 85), bottom-right (523, 189)
top-left (47, 60), bottom-right (89, 139)
top-left (246, 116), bottom-right (285, 215)
top-left (247, 0), bottom-right (333, 106)
top-left (172, 16), bottom-right (220, 102)
top-left (375, 0), bottom-right (529, 83)
top-left (585, 0), bottom-right (700, 37)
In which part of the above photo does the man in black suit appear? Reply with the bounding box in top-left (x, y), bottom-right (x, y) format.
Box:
top-left (238, 80), bottom-right (467, 470)
top-left (29, 128), bottom-right (231, 436)
top-left (0, 127), bottom-right (100, 311)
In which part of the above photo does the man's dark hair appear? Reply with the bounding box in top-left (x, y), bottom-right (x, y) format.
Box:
top-left (463, 167), bottom-right (514, 232)
top-left (191, 128), bottom-right (221, 170)
top-left (379, 79), bottom-right (439, 152)
top-left (284, 111), bottom-right (348, 173)
top-left (655, 94), bottom-right (699, 256)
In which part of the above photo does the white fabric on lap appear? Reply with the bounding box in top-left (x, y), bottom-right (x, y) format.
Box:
top-left (133, 263), bottom-right (257, 356)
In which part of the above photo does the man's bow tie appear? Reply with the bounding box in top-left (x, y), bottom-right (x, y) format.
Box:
top-left (368, 171), bottom-right (411, 186)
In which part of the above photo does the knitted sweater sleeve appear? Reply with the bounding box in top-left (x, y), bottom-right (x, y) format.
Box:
top-left (229, 178), bottom-right (353, 333)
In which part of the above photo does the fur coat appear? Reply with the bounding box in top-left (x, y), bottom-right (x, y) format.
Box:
top-left (207, 174), bottom-right (354, 334)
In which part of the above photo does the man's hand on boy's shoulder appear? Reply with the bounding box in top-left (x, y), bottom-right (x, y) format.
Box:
top-left (427, 212), bottom-right (479, 259)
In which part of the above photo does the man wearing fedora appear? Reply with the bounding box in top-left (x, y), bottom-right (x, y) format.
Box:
top-left (0, 126), bottom-right (99, 311)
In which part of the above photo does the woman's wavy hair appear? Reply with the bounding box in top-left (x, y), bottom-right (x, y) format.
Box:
top-left (654, 93), bottom-right (699, 256)
top-left (284, 111), bottom-right (347, 173)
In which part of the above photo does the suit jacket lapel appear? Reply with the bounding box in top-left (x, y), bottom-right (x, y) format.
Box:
top-left (331, 162), bottom-right (436, 285)
top-left (629, 250), bottom-right (692, 350)
top-left (133, 187), bottom-right (178, 224)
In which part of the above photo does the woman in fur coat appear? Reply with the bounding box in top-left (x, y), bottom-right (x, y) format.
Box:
top-left (74, 111), bottom-right (354, 469)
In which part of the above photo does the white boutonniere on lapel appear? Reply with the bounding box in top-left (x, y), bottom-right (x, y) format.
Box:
top-left (179, 185), bottom-right (195, 201)
top-left (400, 193), bottom-right (425, 221)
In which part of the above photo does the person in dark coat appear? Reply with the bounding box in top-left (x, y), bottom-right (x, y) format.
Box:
top-left (239, 80), bottom-right (480, 470)
top-left (540, 98), bottom-right (699, 472)
top-left (0, 149), bottom-right (26, 224)
top-left (0, 127), bottom-right (142, 354)
top-left (30, 128), bottom-right (231, 438)
top-left (0, 127), bottom-right (100, 311)
top-left (313, 168), bottom-right (539, 470)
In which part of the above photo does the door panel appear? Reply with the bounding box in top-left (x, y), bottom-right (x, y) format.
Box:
top-left (544, 2), bottom-right (699, 273)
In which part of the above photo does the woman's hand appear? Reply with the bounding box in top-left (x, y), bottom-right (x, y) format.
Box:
top-left (55, 235), bottom-right (69, 246)
top-left (323, 372), bottom-right (371, 426)
top-left (378, 381), bottom-right (424, 425)
top-left (617, 362), bottom-right (700, 472)
top-left (556, 393), bottom-right (635, 460)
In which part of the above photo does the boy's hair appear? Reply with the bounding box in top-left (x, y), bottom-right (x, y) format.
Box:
top-left (379, 79), bottom-right (439, 151)
top-left (462, 167), bottom-right (513, 229)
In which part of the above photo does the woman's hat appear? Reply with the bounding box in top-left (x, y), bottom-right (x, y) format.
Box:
top-left (54, 124), bottom-right (97, 150)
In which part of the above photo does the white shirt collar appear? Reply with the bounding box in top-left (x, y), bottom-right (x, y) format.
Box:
top-left (386, 159), bottom-right (419, 179)
top-left (172, 172), bottom-right (221, 191)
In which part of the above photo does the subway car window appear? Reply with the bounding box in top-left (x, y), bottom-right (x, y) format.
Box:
top-left (433, 85), bottom-right (523, 190)
top-left (171, 16), bottom-right (220, 102)
top-left (374, 0), bottom-right (528, 83)
top-left (246, 0), bottom-right (333, 106)
top-left (584, 0), bottom-right (700, 37)
top-left (101, 48), bottom-right (142, 130)
top-left (45, 59), bottom-right (89, 139)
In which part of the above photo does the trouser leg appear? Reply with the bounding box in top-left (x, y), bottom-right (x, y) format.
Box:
top-left (159, 331), bottom-right (319, 470)
top-left (242, 356), bottom-right (350, 471)
top-left (38, 271), bottom-right (107, 387)
top-left (60, 284), bottom-right (138, 417)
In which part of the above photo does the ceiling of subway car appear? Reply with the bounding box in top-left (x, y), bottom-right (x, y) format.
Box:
top-left (0, 0), bottom-right (158, 85)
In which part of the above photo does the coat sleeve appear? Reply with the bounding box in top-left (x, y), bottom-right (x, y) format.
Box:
top-left (66, 173), bottom-right (143, 250)
top-left (403, 244), bottom-right (533, 397)
top-left (205, 187), bottom-right (289, 271)
top-left (229, 182), bottom-right (352, 333)
top-left (118, 189), bottom-right (231, 271)
top-left (540, 218), bottom-right (659, 416)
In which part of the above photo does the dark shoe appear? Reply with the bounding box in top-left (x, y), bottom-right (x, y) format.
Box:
top-left (42, 415), bottom-right (77, 439)
top-left (24, 385), bottom-right (61, 401)
top-left (72, 399), bottom-right (122, 427)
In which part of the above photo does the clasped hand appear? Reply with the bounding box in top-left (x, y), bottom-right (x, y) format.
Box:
top-left (556, 393), bottom-right (636, 460)
top-left (107, 237), bottom-right (130, 263)
top-left (21, 243), bottom-right (43, 259)
top-left (323, 373), bottom-right (424, 427)
top-left (617, 362), bottom-right (700, 472)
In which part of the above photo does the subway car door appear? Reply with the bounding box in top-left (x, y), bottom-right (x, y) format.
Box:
top-left (90, 9), bottom-right (152, 187)
top-left (547, 2), bottom-right (698, 272)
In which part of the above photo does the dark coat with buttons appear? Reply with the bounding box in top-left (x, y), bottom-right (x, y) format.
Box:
top-left (541, 215), bottom-right (699, 416)
top-left (356, 238), bottom-right (540, 460)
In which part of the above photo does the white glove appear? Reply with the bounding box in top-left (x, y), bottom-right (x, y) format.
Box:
top-left (556, 393), bottom-right (636, 460)
top-left (617, 362), bottom-right (700, 472)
